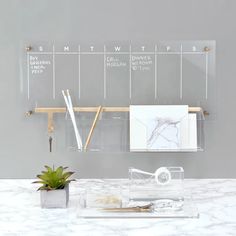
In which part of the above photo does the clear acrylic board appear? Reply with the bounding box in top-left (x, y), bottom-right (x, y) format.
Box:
top-left (21, 40), bottom-right (215, 109)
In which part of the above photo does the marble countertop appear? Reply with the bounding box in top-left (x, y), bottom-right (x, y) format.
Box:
top-left (0, 179), bottom-right (236, 236)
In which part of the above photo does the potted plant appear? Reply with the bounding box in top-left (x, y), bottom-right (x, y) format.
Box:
top-left (32, 165), bottom-right (75, 208)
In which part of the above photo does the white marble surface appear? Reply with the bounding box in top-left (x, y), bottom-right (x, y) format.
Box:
top-left (0, 179), bottom-right (236, 236)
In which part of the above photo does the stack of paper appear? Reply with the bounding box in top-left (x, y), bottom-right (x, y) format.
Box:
top-left (130, 105), bottom-right (197, 152)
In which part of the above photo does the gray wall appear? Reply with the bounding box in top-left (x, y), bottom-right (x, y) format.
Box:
top-left (0, 0), bottom-right (234, 178)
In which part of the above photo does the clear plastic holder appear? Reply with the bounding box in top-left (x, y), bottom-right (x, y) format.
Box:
top-left (66, 108), bottom-right (204, 152)
top-left (65, 111), bottom-right (129, 152)
top-left (129, 107), bottom-right (205, 152)
top-left (130, 105), bottom-right (183, 152)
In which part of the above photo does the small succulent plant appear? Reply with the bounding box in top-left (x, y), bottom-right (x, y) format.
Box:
top-left (32, 165), bottom-right (75, 191)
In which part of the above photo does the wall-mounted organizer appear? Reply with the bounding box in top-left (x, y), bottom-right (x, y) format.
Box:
top-left (64, 106), bottom-right (205, 152)
top-left (21, 41), bottom-right (215, 152)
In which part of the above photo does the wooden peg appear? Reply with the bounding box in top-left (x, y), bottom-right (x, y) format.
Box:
top-left (47, 112), bottom-right (54, 133)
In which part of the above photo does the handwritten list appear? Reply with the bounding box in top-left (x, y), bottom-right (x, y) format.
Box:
top-left (131, 55), bottom-right (153, 71)
top-left (29, 56), bottom-right (51, 75)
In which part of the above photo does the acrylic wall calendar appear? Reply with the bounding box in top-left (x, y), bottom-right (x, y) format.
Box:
top-left (21, 40), bottom-right (215, 152)
top-left (21, 41), bottom-right (216, 113)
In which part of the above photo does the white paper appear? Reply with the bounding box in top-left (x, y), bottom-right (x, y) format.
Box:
top-left (130, 105), bottom-right (189, 151)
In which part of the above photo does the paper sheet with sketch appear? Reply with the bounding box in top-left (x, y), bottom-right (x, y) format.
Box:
top-left (130, 105), bottom-right (197, 151)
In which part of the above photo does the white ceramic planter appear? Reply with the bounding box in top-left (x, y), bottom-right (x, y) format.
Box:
top-left (40, 184), bottom-right (69, 208)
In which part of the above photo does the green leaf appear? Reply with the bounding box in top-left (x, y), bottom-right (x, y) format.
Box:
top-left (36, 174), bottom-right (49, 181)
top-left (55, 166), bottom-right (64, 179)
top-left (64, 179), bottom-right (76, 185)
top-left (32, 181), bottom-right (46, 184)
top-left (44, 165), bottom-right (53, 173)
top-left (37, 186), bottom-right (47, 191)
top-left (62, 172), bottom-right (74, 180)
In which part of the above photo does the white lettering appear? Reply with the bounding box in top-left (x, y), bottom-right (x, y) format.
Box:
top-left (64, 46), bottom-right (70, 51)
top-left (114, 46), bottom-right (121, 52)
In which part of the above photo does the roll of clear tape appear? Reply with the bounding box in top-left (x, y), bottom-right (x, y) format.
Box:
top-left (155, 167), bottom-right (171, 185)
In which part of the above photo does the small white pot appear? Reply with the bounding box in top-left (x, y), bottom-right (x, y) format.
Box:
top-left (40, 184), bottom-right (69, 208)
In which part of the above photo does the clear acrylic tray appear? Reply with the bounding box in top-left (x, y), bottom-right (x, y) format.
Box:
top-left (77, 197), bottom-right (199, 219)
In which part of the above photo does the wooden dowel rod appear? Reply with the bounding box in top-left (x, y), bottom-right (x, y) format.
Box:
top-left (84, 106), bottom-right (103, 151)
top-left (34, 106), bottom-right (204, 114)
